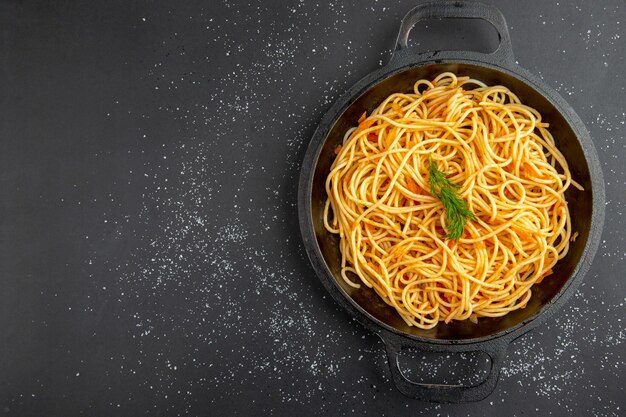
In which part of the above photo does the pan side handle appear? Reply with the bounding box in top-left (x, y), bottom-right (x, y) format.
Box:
top-left (379, 332), bottom-right (510, 403)
top-left (390, 1), bottom-right (515, 66)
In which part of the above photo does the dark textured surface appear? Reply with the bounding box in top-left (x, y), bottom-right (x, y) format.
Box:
top-left (0, 0), bottom-right (624, 415)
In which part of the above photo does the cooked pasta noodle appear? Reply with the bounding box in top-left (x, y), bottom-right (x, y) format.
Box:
top-left (324, 72), bottom-right (581, 329)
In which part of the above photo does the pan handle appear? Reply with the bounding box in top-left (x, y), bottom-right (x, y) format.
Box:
top-left (391, 1), bottom-right (515, 65)
top-left (380, 334), bottom-right (509, 402)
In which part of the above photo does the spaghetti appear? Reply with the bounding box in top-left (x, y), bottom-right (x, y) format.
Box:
top-left (324, 72), bottom-right (581, 329)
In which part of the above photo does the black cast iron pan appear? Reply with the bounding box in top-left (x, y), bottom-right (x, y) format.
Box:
top-left (298, 1), bottom-right (605, 403)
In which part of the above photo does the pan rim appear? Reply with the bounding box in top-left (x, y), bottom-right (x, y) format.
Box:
top-left (298, 55), bottom-right (605, 345)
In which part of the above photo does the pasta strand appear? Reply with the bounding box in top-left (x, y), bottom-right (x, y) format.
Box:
top-left (324, 73), bottom-right (576, 329)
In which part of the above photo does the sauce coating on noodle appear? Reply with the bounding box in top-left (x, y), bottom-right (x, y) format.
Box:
top-left (324, 72), bottom-right (581, 329)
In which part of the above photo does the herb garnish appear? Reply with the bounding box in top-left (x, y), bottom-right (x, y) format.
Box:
top-left (428, 154), bottom-right (477, 240)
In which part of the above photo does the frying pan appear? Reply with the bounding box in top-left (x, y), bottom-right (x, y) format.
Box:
top-left (298, 1), bottom-right (605, 402)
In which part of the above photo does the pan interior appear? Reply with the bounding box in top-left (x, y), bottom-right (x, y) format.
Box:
top-left (310, 63), bottom-right (593, 340)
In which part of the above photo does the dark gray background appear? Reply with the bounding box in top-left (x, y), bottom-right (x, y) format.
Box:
top-left (1, 0), bottom-right (624, 416)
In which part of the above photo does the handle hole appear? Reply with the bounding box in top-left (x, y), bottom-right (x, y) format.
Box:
top-left (396, 348), bottom-right (491, 386)
top-left (404, 18), bottom-right (500, 55)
